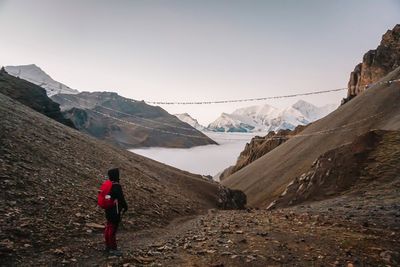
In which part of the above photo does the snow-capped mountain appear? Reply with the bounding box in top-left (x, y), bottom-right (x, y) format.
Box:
top-left (207, 100), bottom-right (338, 133)
top-left (291, 100), bottom-right (336, 121)
top-left (206, 112), bottom-right (256, 132)
top-left (5, 64), bottom-right (79, 96)
top-left (174, 113), bottom-right (206, 131)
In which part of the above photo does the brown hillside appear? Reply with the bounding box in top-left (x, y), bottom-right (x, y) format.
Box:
top-left (223, 67), bottom-right (400, 207)
top-left (0, 92), bottom-right (227, 264)
top-left (270, 129), bottom-right (400, 208)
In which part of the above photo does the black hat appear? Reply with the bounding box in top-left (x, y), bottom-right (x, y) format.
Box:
top-left (108, 168), bottom-right (120, 182)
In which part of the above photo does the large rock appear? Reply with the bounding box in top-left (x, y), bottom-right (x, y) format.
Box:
top-left (217, 186), bottom-right (247, 209)
top-left (345, 24), bottom-right (400, 102)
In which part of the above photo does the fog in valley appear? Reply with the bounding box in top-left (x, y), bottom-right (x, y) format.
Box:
top-left (131, 132), bottom-right (263, 177)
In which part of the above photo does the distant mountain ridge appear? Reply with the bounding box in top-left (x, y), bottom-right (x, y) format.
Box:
top-left (208, 100), bottom-right (337, 133)
top-left (52, 92), bottom-right (217, 148)
top-left (5, 64), bottom-right (79, 96)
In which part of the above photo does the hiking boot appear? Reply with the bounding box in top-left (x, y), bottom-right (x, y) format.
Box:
top-left (104, 247), bottom-right (111, 255)
top-left (109, 249), bottom-right (123, 256)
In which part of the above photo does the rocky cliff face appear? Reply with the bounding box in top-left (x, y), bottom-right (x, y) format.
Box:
top-left (346, 24), bottom-right (400, 102)
top-left (0, 67), bottom-right (74, 128)
top-left (220, 125), bottom-right (307, 180)
top-left (52, 92), bottom-right (217, 149)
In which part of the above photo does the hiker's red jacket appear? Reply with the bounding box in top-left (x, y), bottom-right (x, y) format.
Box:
top-left (105, 182), bottom-right (128, 224)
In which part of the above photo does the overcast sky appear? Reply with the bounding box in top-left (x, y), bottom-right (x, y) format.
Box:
top-left (0, 0), bottom-right (399, 125)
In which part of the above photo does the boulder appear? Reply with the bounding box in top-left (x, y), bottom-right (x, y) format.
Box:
top-left (217, 186), bottom-right (247, 209)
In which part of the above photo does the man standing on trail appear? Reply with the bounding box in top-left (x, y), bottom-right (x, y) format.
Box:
top-left (102, 168), bottom-right (128, 256)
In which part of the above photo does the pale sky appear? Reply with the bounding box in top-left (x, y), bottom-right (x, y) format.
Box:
top-left (0, 0), bottom-right (399, 125)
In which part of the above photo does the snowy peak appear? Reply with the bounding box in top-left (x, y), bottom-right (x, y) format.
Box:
top-left (5, 64), bottom-right (79, 96)
top-left (292, 100), bottom-right (317, 112)
top-left (208, 100), bottom-right (338, 133)
top-left (207, 112), bottom-right (255, 133)
top-left (291, 100), bottom-right (321, 121)
top-left (174, 113), bottom-right (206, 131)
top-left (233, 103), bottom-right (280, 119)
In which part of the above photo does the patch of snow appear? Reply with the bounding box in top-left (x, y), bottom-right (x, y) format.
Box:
top-left (5, 64), bottom-right (79, 96)
top-left (174, 113), bottom-right (206, 131)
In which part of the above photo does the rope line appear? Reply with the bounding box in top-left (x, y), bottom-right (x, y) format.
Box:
top-left (98, 105), bottom-right (200, 132)
top-left (58, 95), bottom-right (275, 140)
top-left (145, 88), bottom-right (347, 105)
top-left (12, 69), bottom-right (399, 105)
top-left (91, 109), bottom-right (217, 139)
top-left (9, 68), bottom-right (399, 143)
top-left (52, 78), bottom-right (399, 141)
top-left (57, 95), bottom-right (216, 139)
top-left (144, 79), bottom-right (400, 105)
top-left (57, 95), bottom-right (200, 132)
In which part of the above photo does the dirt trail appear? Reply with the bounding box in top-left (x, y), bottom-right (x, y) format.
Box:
top-left (40, 198), bottom-right (399, 267)
top-left (85, 214), bottom-right (207, 266)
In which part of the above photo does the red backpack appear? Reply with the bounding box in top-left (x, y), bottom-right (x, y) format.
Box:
top-left (97, 180), bottom-right (115, 209)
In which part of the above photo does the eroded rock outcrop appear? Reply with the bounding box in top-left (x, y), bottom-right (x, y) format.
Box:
top-left (269, 130), bottom-right (400, 209)
top-left (345, 24), bottom-right (400, 103)
top-left (220, 125), bottom-right (307, 180)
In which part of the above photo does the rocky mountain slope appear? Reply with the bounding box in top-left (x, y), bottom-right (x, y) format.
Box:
top-left (270, 129), bottom-right (400, 209)
top-left (208, 100), bottom-right (336, 133)
top-left (5, 64), bottom-right (79, 96)
top-left (0, 91), bottom-right (243, 265)
top-left (345, 24), bottom-right (399, 102)
top-left (223, 67), bottom-right (400, 207)
top-left (0, 67), bottom-right (74, 128)
top-left (219, 125), bottom-right (307, 180)
top-left (174, 113), bottom-right (206, 131)
top-left (52, 92), bottom-right (217, 148)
